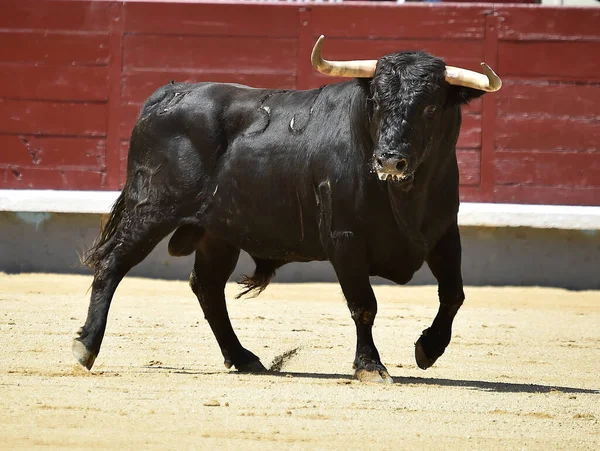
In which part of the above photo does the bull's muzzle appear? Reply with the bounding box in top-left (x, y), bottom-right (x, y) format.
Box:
top-left (374, 154), bottom-right (414, 187)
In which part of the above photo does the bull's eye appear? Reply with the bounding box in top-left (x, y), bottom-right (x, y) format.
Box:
top-left (424, 105), bottom-right (437, 117)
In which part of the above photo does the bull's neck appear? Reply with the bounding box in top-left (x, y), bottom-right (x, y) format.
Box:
top-left (386, 181), bottom-right (429, 259)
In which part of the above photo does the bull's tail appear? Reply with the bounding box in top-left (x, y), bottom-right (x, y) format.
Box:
top-left (82, 191), bottom-right (127, 272)
top-left (235, 258), bottom-right (283, 299)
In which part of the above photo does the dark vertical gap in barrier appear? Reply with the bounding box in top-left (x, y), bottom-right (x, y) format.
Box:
top-left (481, 12), bottom-right (500, 203)
top-left (296, 6), bottom-right (313, 90)
top-left (105, 2), bottom-right (124, 191)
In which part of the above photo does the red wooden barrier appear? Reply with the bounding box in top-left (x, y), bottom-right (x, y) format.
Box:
top-left (0, 0), bottom-right (598, 206)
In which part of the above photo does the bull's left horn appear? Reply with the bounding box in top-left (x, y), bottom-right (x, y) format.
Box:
top-left (444, 63), bottom-right (502, 92)
top-left (311, 35), bottom-right (377, 78)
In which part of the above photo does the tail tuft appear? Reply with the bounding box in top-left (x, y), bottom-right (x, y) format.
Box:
top-left (82, 192), bottom-right (127, 271)
top-left (235, 258), bottom-right (283, 299)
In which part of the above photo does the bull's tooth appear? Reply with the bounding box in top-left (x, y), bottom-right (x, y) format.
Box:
top-left (386, 175), bottom-right (392, 181)
top-left (379, 173), bottom-right (386, 181)
top-left (393, 175), bottom-right (399, 182)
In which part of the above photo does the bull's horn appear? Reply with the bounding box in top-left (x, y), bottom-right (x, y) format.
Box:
top-left (445, 63), bottom-right (502, 92)
top-left (311, 35), bottom-right (377, 78)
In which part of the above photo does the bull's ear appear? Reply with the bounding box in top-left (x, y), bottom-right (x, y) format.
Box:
top-left (447, 86), bottom-right (486, 107)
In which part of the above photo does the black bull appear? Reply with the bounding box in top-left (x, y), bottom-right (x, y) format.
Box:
top-left (74, 49), bottom-right (492, 383)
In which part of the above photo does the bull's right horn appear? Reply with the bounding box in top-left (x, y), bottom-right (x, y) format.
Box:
top-left (444, 63), bottom-right (502, 92)
top-left (311, 35), bottom-right (377, 78)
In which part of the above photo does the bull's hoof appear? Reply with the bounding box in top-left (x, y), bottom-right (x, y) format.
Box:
top-left (354, 364), bottom-right (394, 384)
top-left (414, 339), bottom-right (437, 370)
top-left (414, 329), bottom-right (447, 370)
top-left (72, 338), bottom-right (97, 370)
top-left (234, 360), bottom-right (268, 373)
top-left (224, 348), bottom-right (267, 373)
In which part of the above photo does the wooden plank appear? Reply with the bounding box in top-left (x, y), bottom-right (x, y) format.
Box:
top-left (497, 7), bottom-right (600, 42)
top-left (123, 35), bottom-right (297, 73)
top-left (493, 154), bottom-right (535, 186)
top-left (104, 7), bottom-right (124, 191)
top-left (1, 167), bottom-right (106, 190)
top-left (0, 136), bottom-right (105, 169)
top-left (498, 81), bottom-right (600, 118)
top-left (122, 72), bottom-right (296, 103)
top-left (496, 116), bottom-right (599, 152)
top-left (310, 4), bottom-right (487, 39)
top-left (123, 2), bottom-right (299, 37)
top-left (457, 149), bottom-right (480, 186)
top-left (463, 99), bottom-right (482, 115)
top-left (457, 114), bottom-right (481, 149)
top-left (296, 6), bottom-right (313, 90)
top-left (479, 14), bottom-right (500, 203)
top-left (534, 154), bottom-right (600, 187)
top-left (498, 41), bottom-right (600, 81)
top-left (120, 140), bottom-right (129, 189)
top-left (0, 32), bottom-right (110, 66)
top-left (0, 99), bottom-right (107, 136)
top-left (120, 103), bottom-right (142, 140)
top-left (493, 185), bottom-right (600, 206)
top-left (0, 66), bottom-right (109, 101)
top-left (459, 186), bottom-right (483, 203)
top-left (0, 0), bottom-right (113, 31)
top-left (494, 152), bottom-right (600, 187)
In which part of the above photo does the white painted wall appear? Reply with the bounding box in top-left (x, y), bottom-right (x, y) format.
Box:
top-left (2, 190), bottom-right (600, 230)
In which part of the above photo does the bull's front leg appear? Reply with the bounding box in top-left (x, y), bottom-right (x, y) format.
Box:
top-left (415, 221), bottom-right (465, 370)
top-left (318, 182), bottom-right (392, 384)
top-left (332, 249), bottom-right (393, 384)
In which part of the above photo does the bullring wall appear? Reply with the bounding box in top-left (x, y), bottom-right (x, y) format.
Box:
top-left (0, 0), bottom-right (599, 205)
top-left (2, 210), bottom-right (600, 289)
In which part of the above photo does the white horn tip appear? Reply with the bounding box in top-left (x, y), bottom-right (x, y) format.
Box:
top-left (480, 62), bottom-right (502, 92)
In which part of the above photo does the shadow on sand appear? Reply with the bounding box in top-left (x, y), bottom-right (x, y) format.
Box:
top-left (142, 366), bottom-right (599, 395)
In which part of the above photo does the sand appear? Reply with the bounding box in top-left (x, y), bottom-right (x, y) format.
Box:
top-left (1, 273), bottom-right (599, 449)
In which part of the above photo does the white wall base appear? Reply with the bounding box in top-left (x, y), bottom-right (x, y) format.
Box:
top-left (2, 189), bottom-right (600, 230)
top-left (2, 190), bottom-right (600, 289)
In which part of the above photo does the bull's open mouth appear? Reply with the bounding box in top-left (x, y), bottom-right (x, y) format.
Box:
top-left (377, 172), bottom-right (414, 184)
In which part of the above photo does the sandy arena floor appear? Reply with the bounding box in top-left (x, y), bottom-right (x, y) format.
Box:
top-left (1, 273), bottom-right (599, 449)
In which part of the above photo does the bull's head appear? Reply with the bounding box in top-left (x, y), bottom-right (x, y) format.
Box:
top-left (311, 35), bottom-right (501, 189)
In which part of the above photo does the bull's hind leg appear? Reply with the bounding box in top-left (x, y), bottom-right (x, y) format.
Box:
top-left (415, 222), bottom-right (465, 369)
top-left (73, 197), bottom-right (177, 370)
top-left (190, 234), bottom-right (266, 372)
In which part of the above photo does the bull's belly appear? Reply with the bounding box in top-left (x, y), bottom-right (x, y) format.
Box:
top-left (371, 263), bottom-right (423, 285)
top-left (204, 207), bottom-right (327, 262)
top-left (221, 229), bottom-right (326, 262)
top-left (368, 239), bottom-right (427, 285)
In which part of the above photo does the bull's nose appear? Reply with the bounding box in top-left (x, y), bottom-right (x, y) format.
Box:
top-left (375, 156), bottom-right (409, 175)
